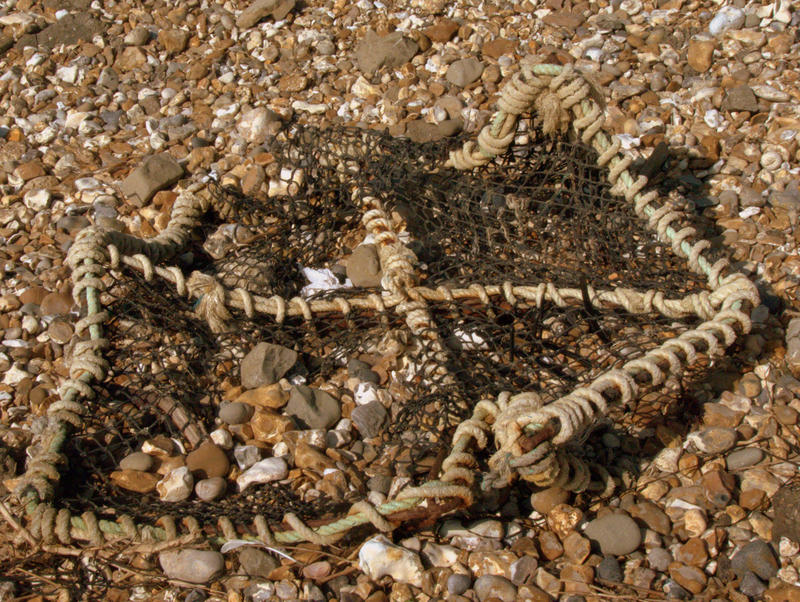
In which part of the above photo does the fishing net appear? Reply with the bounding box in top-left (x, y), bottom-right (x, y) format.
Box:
top-left (13, 61), bottom-right (758, 552)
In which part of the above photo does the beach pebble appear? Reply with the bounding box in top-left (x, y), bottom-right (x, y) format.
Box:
top-left (156, 466), bottom-right (194, 502)
top-left (159, 549), bottom-right (224, 584)
top-left (584, 513), bottom-right (642, 556)
top-left (237, 457), bottom-right (288, 491)
top-left (358, 535), bottom-right (424, 587)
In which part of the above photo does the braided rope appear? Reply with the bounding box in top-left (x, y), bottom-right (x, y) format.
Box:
top-left (448, 60), bottom-right (758, 489)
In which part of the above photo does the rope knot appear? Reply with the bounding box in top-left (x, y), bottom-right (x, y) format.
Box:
top-left (187, 272), bottom-right (232, 333)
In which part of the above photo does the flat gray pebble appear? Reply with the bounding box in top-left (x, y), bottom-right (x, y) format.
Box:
top-left (195, 476), bottom-right (226, 501)
top-left (731, 541), bottom-right (778, 580)
top-left (739, 571), bottom-right (767, 598)
top-left (219, 401), bottom-right (252, 425)
top-left (647, 547), bottom-right (673, 572)
top-left (119, 451), bottom-right (153, 472)
top-left (473, 575), bottom-right (517, 602)
top-left (726, 447), bottom-right (764, 470)
top-left (597, 555), bottom-right (623, 582)
top-left (239, 546), bottom-right (279, 578)
top-left (584, 512), bottom-right (642, 556)
top-left (159, 549), bottom-right (224, 584)
top-left (447, 573), bottom-right (471, 595)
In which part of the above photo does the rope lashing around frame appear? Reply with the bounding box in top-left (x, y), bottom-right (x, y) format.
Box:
top-left (12, 59), bottom-right (759, 552)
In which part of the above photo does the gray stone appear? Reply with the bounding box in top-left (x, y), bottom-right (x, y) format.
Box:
top-left (447, 573), bottom-right (471, 595)
top-left (509, 555), bottom-right (537, 585)
top-left (639, 141), bottom-right (670, 179)
top-left (446, 57), bottom-right (485, 87)
top-left (731, 541), bottom-right (778, 580)
top-left (219, 401), bottom-right (252, 425)
top-left (195, 476), bottom-right (226, 501)
top-left (16, 14), bottom-right (103, 51)
top-left (367, 474), bottom-right (392, 494)
top-left (316, 39), bottom-right (336, 55)
top-left (350, 401), bottom-right (388, 439)
top-left (355, 30), bottom-right (418, 73)
top-left (725, 447), bottom-right (764, 471)
top-left (721, 86), bottom-right (758, 113)
top-left (346, 244), bottom-right (382, 288)
top-left (663, 579), bottom-right (691, 599)
top-left (240, 342), bottom-right (298, 389)
top-left (120, 154), bottom-right (184, 206)
top-left (239, 546), bottom-right (279, 578)
top-left (347, 359), bottom-right (380, 384)
top-left (56, 215), bottom-right (90, 234)
top-left (285, 385), bottom-right (341, 430)
top-left (159, 549), bottom-right (224, 584)
top-left (124, 26), bottom-right (150, 46)
top-left (271, 0), bottom-right (295, 20)
top-left (739, 571), bottom-right (766, 598)
top-left (770, 190), bottom-right (800, 212)
top-left (473, 575), bottom-right (517, 602)
top-left (120, 451), bottom-right (154, 472)
top-left (738, 186), bottom-right (765, 208)
top-left (597, 555), bottom-right (623, 582)
top-left (97, 68), bottom-right (119, 92)
top-left (404, 118), bottom-right (463, 143)
top-left (236, 0), bottom-right (278, 28)
top-left (772, 482), bottom-right (800, 544)
top-left (647, 547), bottom-right (673, 572)
top-left (584, 512), bottom-right (642, 556)
top-left (687, 426), bottom-right (738, 455)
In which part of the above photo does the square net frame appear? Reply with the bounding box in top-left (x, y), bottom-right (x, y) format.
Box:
top-left (13, 60), bottom-right (758, 552)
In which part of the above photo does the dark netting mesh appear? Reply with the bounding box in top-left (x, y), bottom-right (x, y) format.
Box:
top-left (59, 123), bottom-right (723, 528)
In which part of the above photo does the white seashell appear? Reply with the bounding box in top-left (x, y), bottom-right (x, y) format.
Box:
top-left (358, 535), bottom-right (423, 587)
top-left (760, 151), bottom-right (782, 171)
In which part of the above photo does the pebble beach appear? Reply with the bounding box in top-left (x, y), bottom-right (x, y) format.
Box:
top-left (1, 0), bottom-right (800, 600)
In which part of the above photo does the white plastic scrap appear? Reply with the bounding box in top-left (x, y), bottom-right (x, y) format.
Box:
top-left (300, 267), bottom-right (352, 298)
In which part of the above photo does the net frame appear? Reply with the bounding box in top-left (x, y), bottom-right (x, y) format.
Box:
top-left (12, 60), bottom-right (759, 551)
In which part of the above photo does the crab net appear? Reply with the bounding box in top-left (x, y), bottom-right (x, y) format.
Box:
top-left (16, 63), bottom-right (757, 551)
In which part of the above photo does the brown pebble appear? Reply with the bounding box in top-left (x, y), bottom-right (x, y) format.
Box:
top-left (669, 563), bottom-right (707, 594)
top-left (424, 19), bottom-right (459, 43)
top-left (185, 440), bottom-right (230, 479)
top-left (538, 530), bottom-right (563, 561)
top-left (19, 286), bottom-right (48, 306)
top-left (687, 36), bottom-right (716, 72)
top-left (562, 531), bottom-right (591, 564)
top-left (482, 38), bottom-right (515, 59)
top-left (250, 409), bottom-right (295, 444)
top-left (675, 538), bottom-right (708, 567)
top-left (236, 383), bottom-right (288, 410)
top-left (560, 563), bottom-right (594, 594)
top-left (111, 469), bottom-right (159, 493)
top-left (739, 488), bottom-right (767, 511)
top-left (47, 320), bottom-right (73, 344)
top-left (39, 292), bottom-right (73, 316)
top-left (774, 404), bottom-right (798, 426)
